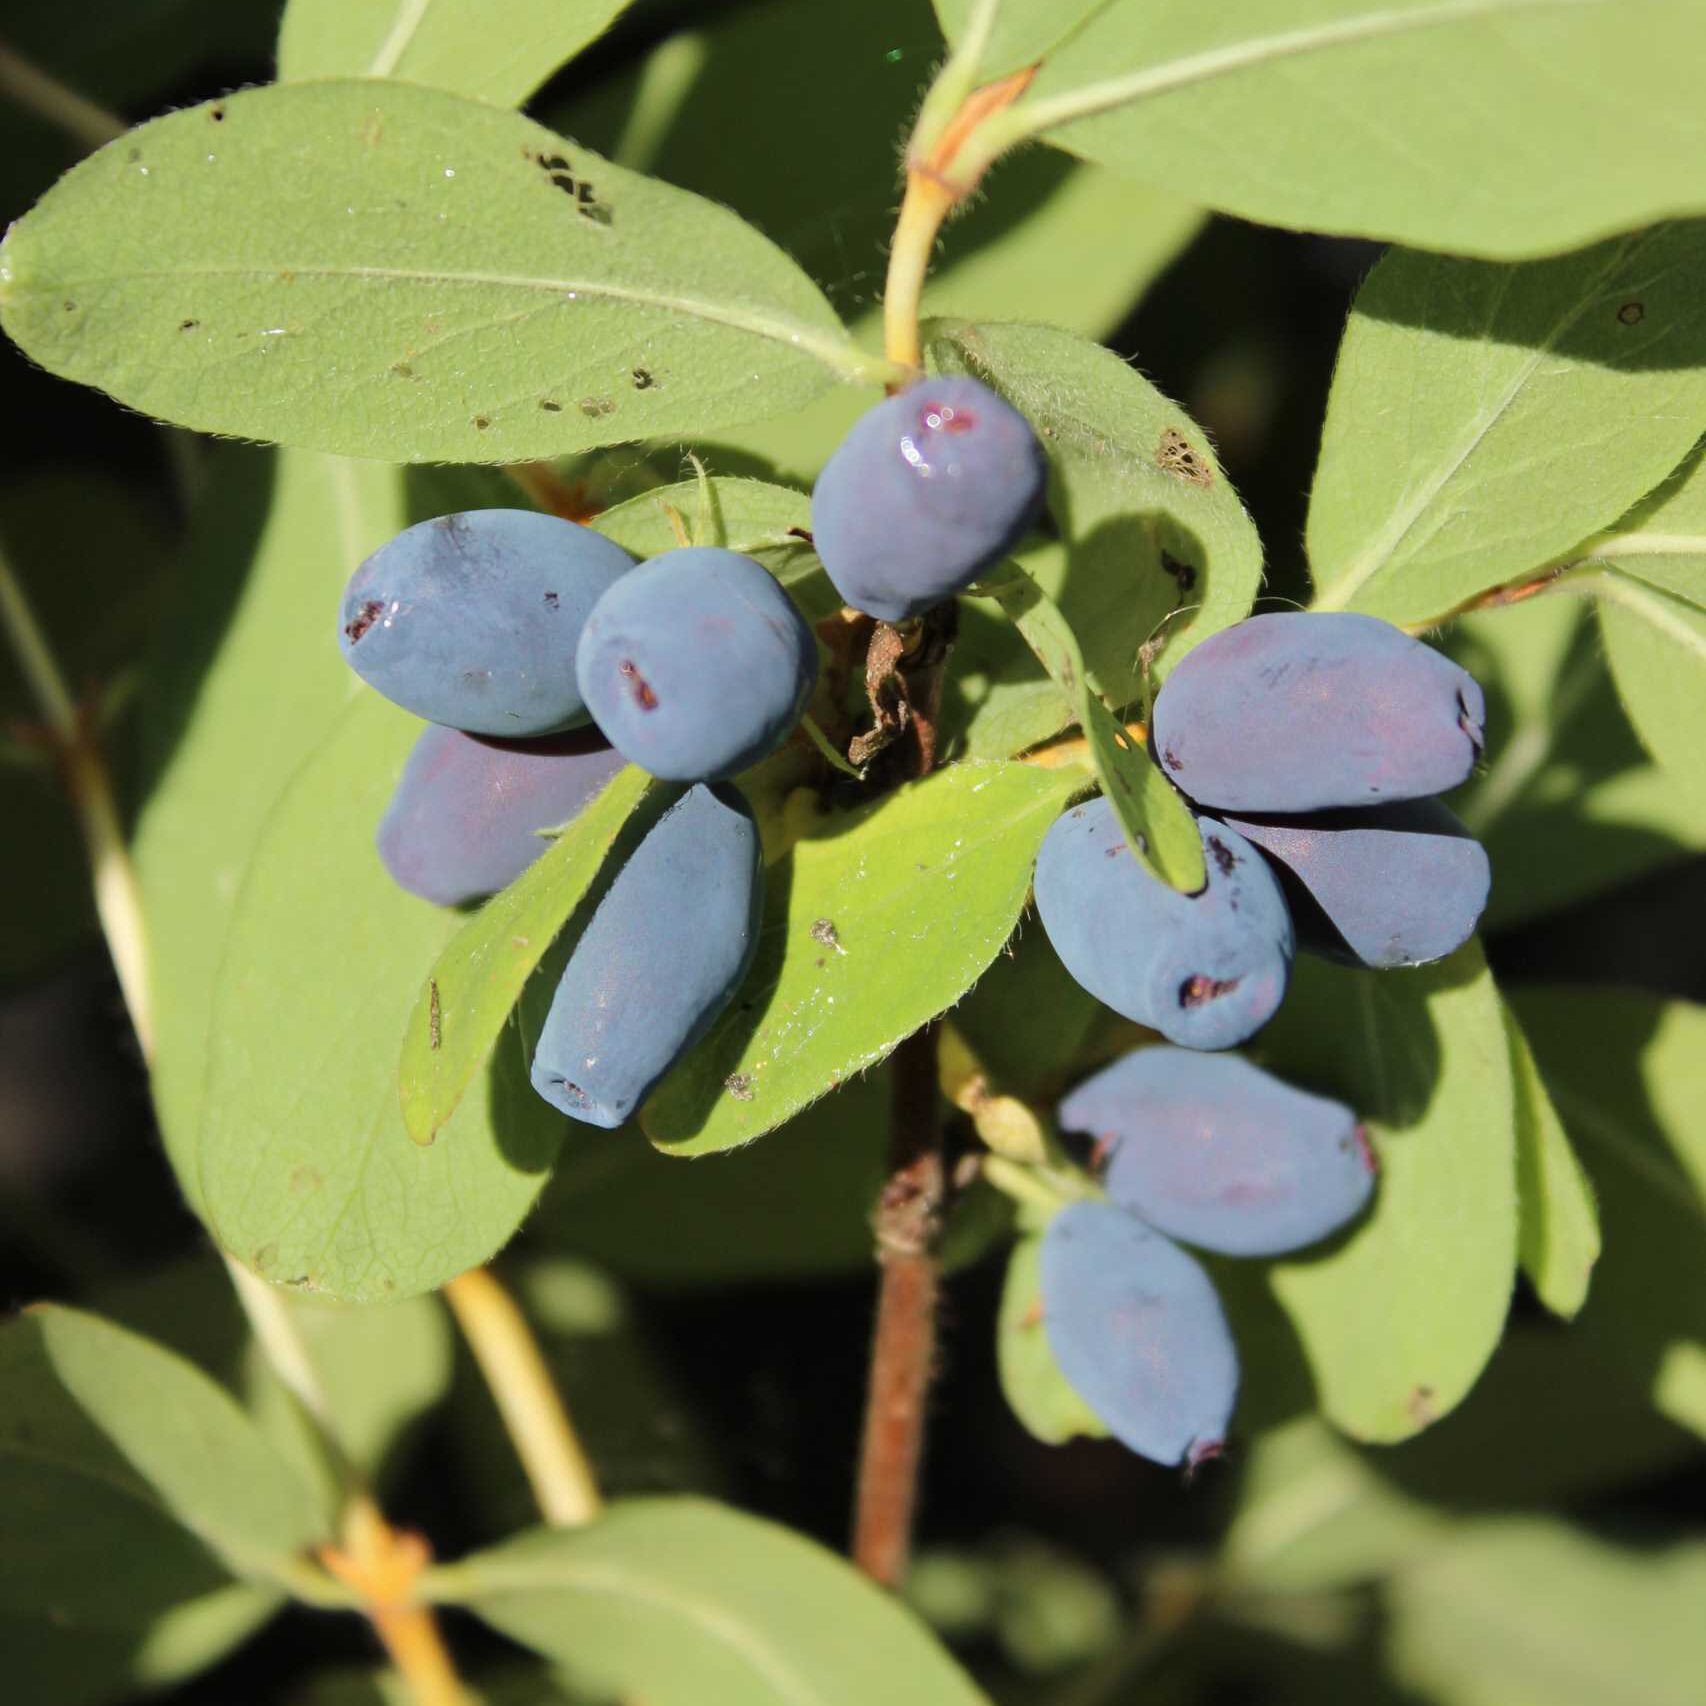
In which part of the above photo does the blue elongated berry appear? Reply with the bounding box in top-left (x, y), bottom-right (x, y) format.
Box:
top-left (376, 725), bottom-right (626, 908)
top-left (575, 548), bottom-right (817, 783)
top-left (339, 510), bottom-right (633, 736)
top-left (1058, 1047), bottom-right (1376, 1257)
top-left (530, 783), bottom-right (762, 1128)
top-left (1040, 1200), bottom-right (1238, 1468)
top-left (1219, 798), bottom-right (1490, 969)
top-left (1150, 612), bottom-right (1486, 812)
top-left (1033, 800), bottom-right (1293, 1051)
top-left (811, 375), bottom-right (1047, 622)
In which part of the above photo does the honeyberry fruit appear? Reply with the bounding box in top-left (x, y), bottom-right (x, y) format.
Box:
top-left (1220, 798), bottom-right (1490, 969)
top-left (1041, 1200), bottom-right (1238, 1469)
top-left (1150, 612), bottom-right (1486, 812)
top-left (1058, 1046), bottom-right (1375, 1257)
top-left (1033, 800), bottom-right (1293, 1051)
top-left (339, 510), bottom-right (633, 737)
top-left (376, 725), bottom-right (626, 908)
top-left (530, 783), bottom-right (762, 1128)
top-left (811, 375), bottom-right (1047, 622)
top-left (575, 547), bottom-right (817, 782)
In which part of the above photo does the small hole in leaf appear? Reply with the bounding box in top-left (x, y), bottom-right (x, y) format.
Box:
top-left (1617, 299), bottom-right (1645, 326)
top-left (472, 415), bottom-right (491, 431)
top-left (539, 399), bottom-right (562, 412)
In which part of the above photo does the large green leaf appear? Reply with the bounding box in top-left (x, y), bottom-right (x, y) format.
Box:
top-left (641, 761), bottom-right (1084, 1154)
top-left (197, 694), bottom-right (564, 1302)
top-left (0, 82), bottom-right (875, 462)
top-left (1257, 945), bottom-right (1517, 1442)
top-left (1386, 1519), bottom-right (1706, 1706)
top-left (929, 319), bottom-right (1264, 703)
top-left (933, 0), bottom-right (1706, 257)
top-left (1513, 987), bottom-right (1706, 1439)
top-left (135, 448), bottom-right (400, 1203)
top-left (1589, 435), bottom-right (1706, 607)
top-left (1450, 597), bottom-right (1706, 926)
top-left (1308, 227), bottom-right (1706, 624)
top-left (0, 1300), bottom-right (315, 1703)
top-left (398, 766), bottom-right (658, 1145)
top-left (277, 0), bottom-right (634, 107)
top-left (1597, 571), bottom-right (1706, 809)
top-left (446, 1498), bottom-right (992, 1706)
top-left (1506, 1004), bottom-right (1599, 1319)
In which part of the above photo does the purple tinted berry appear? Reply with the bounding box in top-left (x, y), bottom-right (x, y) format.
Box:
top-left (811, 375), bottom-right (1047, 622)
top-left (530, 783), bottom-right (762, 1129)
top-left (575, 547), bottom-right (817, 783)
top-left (1040, 1200), bottom-right (1238, 1468)
top-left (1150, 612), bottom-right (1486, 812)
top-left (376, 724), bottom-right (626, 908)
top-left (1059, 1047), bottom-right (1376, 1257)
top-left (339, 510), bottom-right (633, 736)
top-left (1219, 798), bottom-right (1490, 969)
top-left (1033, 800), bottom-right (1293, 1051)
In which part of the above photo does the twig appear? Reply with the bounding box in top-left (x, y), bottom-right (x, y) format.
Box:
top-left (443, 1267), bottom-right (603, 1527)
top-left (0, 36), bottom-right (124, 152)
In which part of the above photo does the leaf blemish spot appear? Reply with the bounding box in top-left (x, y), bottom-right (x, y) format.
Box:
top-left (473, 415), bottom-right (491, 431)
top-left (1616, 299), bottom-right (1645, 326)
top-left (579, 396), bottom-right (616, 418)
top-left (1157, 428), bottom-right (1213, 488)
top-left (539, 398), bottom-right (562, 411)
top-left (632, 367), bottom-right (656, 390)
top-left (725, 1072), bottom-right (756, 1101)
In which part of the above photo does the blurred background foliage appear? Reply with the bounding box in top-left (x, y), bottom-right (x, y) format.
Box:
top-left (1, 2), bottom-right (1701, 1702)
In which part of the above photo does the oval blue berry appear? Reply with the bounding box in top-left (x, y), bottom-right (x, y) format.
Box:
top-left (1040, 1200), bottom-right (1238, 1469)
top-left (377, 724), bottom-right (626, 908)
top-left (1058, 1046), bottom-right (1376, 1257)
top-left (812, 375), bottom-right (1047, 622)
top-left (575, 547), bottom-right (817, 783)
top-left (339, 510), bottom-right (633, 736)
top-left (1150, 612), bottom-right (1486, 812)
top-left (1220, 798), bottom-right (1490, 969)
top-left (1033, 800), bottom-right (1294, 1051)
top-left (529, 783), bottom-right (762, 1129)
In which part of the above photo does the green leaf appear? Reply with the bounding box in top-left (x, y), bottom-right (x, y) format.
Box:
top-left (278, 0), bottom-right (635, 107)
top-left (979, 561), bottom-right (1205, 890)
top-left (590, 475), bottom-right (839, 621)
top-left (398, 766), bottom-right (658, 1145)
top-left (1512, 987), bottom-right (1706, 1440)
top-left (532, 1076), bottom-right (889, 1288)
top-left (135, 448), bottom-right (404, 1205)
top-left (1258, 945), bottom-right (1517, 1443)
top-left (997, 1235), bottom-right (1106, 1446)
top-left (0, 82), bottom-right (876, 462)
top-left (198, 694), bottom-right (564, 1302)
top-left (0, 1304), bottom-right (326, 1579)
top-left (1597, 571), bottom-right (1706, 809)
top-left (934, 0), bottom-right (1706, 257)
top-left (1450, 597), bottom-right (1706, 926)
top-left (1589, 436), bottom-right (1706, 608)
top-left (449, 1497), bottom-right (993, 1706)
top-left (1506, 1004), bottom-right (1599, 1319)
top-left (1308, 227), bottom-right (1706, 624)
top-left (929, 319), bottom-right (1264, 703)
top-left (1386, 1519), bottom-right (1706, 1706)
top-left (642, 761), bottom-right (1085, 1154)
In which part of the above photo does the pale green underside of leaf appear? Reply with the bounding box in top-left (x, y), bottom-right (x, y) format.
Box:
top-left (0, 81), bottom-right (871, 462)
top-left (0, 1306), bottom-right (326, 1580)
top-left (936, 0), bottom-right (1706, 257)
top-left (1387, 1518), bottom-right (1706, 1706)
top-left (1260, 944), bottom-right (1518, 1443)
top-left (1308, 226), bottom-right (1706, 624)
top-left (454, 1498), bottom-right (992, 1706)
top-left (198, 694), bottom-right (564, 1303)
top-left (1505, 1003), bottom-right (1599, 1318)
top-left (399, 766), bottom-right (656, 1144)
top-left (997, 1235), bottom-right (1107, 1446)
top-left (641, 761), bottom-right (1086, 1155)
top-left (134, 448), bottom-right (400, 1207)
top-left (1514, 986), bottom-right (1706, 1440)
top-left (977, 561), bottom-right (1206, 891)
top-left (929, 319), bottom-right (1264, 701)
top-left (277, 0), bottom-right (635, 108)
top-left (1597, 571), bottom-right (1706, 810)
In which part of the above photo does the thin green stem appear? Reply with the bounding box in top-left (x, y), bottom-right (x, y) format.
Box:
top-left (908, 0), bottom-right (1005, 163)
top-left (0, 37), bottom-right (124, 152)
